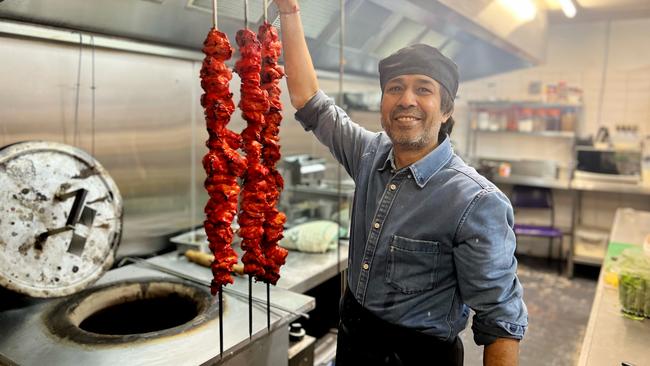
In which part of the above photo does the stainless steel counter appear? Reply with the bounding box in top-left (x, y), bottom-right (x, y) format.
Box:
top-left (577, 208), bottom-right (650, 366)
top-left (571, 178), bottom-right (650, 195)
top-left (490, 174), bottom-right (650, 276)
top-left (274, 241), bottom-right (349, 294)
top-left (0, 254), bottom-right (315, 366)
top-left (609, 208), bottom-right (650, 246)
top-left (491, 175), bottom-right (650, 194)
top-left (171, 228), bottom-right (349, 295)
top-left (491, 175), bottom-right (571, 190)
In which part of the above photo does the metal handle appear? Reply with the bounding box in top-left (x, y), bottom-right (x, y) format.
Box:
top-left (65, 189), bottom-right (88, 226)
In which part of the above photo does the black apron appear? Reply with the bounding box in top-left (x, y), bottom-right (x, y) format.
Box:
top-left (336, 287), bottom-right (464, 366)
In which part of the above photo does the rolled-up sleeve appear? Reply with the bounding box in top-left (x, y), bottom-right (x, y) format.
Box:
top-left (453, 189), bottom-right (528, 346)
top-left (294, 90), bottom-right (377, 180)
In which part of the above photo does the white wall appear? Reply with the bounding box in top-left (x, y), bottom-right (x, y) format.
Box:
top-left (453, 17), bottom-right (650, 257)
top-left (455, 17), bottom-right (650, 155)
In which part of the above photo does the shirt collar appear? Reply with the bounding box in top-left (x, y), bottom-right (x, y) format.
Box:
top-left (377, 136), bottom-right (453, 188)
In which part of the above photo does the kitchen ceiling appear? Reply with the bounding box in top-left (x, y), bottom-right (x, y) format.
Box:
top-left (576, 0), bottom-right (650, 9)
top-left (545, 0), bottom-right (650, 21)
top-left (0, 0), bottom-right (548, 82)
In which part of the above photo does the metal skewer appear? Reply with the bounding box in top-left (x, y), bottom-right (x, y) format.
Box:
top-left (212, 0), bottom-right (218, 29)
top-left (209, 2), bottom-right (223, 357)
top-left (219, 284), bottom-right (224, 359)
top-left (263, 0), bottom-right (268, 23)
top-left (117, 257), bottom-right (309, 319)
top-left (211, 2), bottom-right (221, 356)
top-left (249, 275), bottom-right (253, 339)
top-left (262, 0), bottom-right (271, 332)
top-left (241, 0), bottom-right (251, 340)
top-left (244, 0), bottom-right (249, 29)
top-left (267, 283), bottom-right (271, 331)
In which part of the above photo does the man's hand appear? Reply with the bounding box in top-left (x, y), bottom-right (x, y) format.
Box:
top-left (273, 0), bottom-right (299, 13)
top-left (484, 338), bottom-right (519, 366)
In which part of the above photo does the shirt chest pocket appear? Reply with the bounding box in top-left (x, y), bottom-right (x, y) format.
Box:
top-left (385, 235), bottom-right (440, 294)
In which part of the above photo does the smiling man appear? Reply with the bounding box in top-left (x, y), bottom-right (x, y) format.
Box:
top-left (275, 1), bottom-right (527, 365)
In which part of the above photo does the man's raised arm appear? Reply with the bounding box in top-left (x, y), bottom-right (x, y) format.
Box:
top-left (274, 0), bottom-right (319, 109)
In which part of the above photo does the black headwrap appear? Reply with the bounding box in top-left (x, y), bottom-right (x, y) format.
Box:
top-left (378, 44), bottom-right (459, 99)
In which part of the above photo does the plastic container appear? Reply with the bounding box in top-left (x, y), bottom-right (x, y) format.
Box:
top-left (533, 108), bottom-right (547, 132)
top-left (477, 110), bottom-right (490, 130)
top-left (518, 108), bottom-right (533, 132)
top-left (617, 244), bottom-right (650, 318)
top-left (643, 135), bottom-right (650, 184)
top-left (547, 108), bottom-right (562, 131)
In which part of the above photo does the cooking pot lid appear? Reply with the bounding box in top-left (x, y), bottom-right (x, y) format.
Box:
top-left (0, 141), bottom-right (123, 298)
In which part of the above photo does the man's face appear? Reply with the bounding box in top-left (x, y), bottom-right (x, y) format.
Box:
top-left (380, 74), bottom-right (450, 152)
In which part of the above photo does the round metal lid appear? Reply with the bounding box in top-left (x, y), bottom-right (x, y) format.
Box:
top-left (0, 141), bottom-right (123, 298)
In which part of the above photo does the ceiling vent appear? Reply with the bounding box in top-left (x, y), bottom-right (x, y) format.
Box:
top-left (186, 0), bottom-right (265, 23)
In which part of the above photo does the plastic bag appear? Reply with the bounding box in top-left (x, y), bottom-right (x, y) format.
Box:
top-left (280, 220), bottom-right (339, 253)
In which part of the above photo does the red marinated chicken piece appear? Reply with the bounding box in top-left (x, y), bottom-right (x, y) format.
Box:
top-left (235, 28), bottom-right (272, 279)
top-left (200, 28), bottom-right (244, 295)
top-left (257, 22), bottom-right (288, 285)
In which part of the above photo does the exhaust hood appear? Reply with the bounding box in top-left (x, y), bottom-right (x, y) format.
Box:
top-left (0, 0), bottom-right (547, 82)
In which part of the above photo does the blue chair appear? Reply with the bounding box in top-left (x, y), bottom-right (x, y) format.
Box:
top-left (511, 185), bottom-right (564, 273)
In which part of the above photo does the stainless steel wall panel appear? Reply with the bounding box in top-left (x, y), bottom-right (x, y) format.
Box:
top-left (0, 30), bottom-right (382, 259)
top-left (0, 36), bottom-right (197, 257)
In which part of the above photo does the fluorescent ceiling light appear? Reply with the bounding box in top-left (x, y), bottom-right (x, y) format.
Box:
top-left (558, 0), bottom-right (577, 18)
top-left (499, 0), bottom-right (537, 22)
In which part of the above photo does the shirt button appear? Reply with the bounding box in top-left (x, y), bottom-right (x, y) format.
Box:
top-left (362, 263), bottom-right (369, 270)
top-left (408, 174), bottom-right (412, 179)
top-left (389, 184), bottom-right (397, 191)
top-left (373, 222), bottom-right (380, 229)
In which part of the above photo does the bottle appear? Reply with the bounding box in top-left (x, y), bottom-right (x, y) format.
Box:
top-left (477, 109), bottom-right (489, 130)
top-left (557, 81), bottom-right (568, 103)
top-left (518, 108), bottom-right (533, 132)
top-left (545, 84), bottom-right (558, 103)
top-left (488, 110), bottom-right (500, 131)
top-left (506, 108), bottom-right (518, 131)
top-left (568, 87), bottom-right (583, 104)
top-left (642, 135), bottom-right (650, 185)
top-left (533, 108), bottom-right (546, 132)
top-left (498, 109), bottom-right (508, 131)
top-left (547, 109), bottom-right (562, 131)
top-left (560, 108), bottom-right (576, 132)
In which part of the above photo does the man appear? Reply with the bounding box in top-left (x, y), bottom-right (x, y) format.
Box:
top-left (274, 1), bottom-right (527, 365)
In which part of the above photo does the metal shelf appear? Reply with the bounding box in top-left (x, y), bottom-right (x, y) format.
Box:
top-left (473, 129), bottom-right (576, 138)
top-left (572, 254), bottom-right (604, 266)
top-left (468, 100), bottom-right (582, 109)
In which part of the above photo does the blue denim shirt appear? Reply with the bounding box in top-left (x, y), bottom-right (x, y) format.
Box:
top-left (295, 90), bottom-right (527, 345)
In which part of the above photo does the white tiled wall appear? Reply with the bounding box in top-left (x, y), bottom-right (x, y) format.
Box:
top-left (454, 17), bottom-right (650, 155)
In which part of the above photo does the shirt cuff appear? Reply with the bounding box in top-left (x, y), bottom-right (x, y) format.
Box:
top-left (472, 319), bottom-right (527, 346)
top-left (294, 90), bottom-right (334, 131)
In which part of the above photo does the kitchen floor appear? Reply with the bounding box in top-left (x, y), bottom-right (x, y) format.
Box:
top-left (1, 254), bottom-right (599, 366)
top-left (459, 256), bottom-right (598, 366)
top-left (315, 256), bottom-right (598, 366)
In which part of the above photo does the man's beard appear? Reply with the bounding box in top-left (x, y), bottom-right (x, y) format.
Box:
top-left (382, 106), bottom-right (434, 150)
top-left (384, 126), bottom-right (432, 150)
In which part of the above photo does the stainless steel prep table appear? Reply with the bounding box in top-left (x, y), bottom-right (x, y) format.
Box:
top-left (577, 208), bottom-right (650, 366)
top-left (172, 228), bottom-right (350, 294)
top-left (568, 180), bottom-right (650, 275)
top-left (0, 254), bottom-right (315, 366)
top-left (491, 175), bottom-right (571, 190)
top-left (489, 174), bottom-right (650, 275)
top-left (273, 241), bottom-right (349, 294)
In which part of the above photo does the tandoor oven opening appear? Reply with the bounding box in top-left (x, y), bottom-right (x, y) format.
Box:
top-left (45, 278), bottom-right (220, 345)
